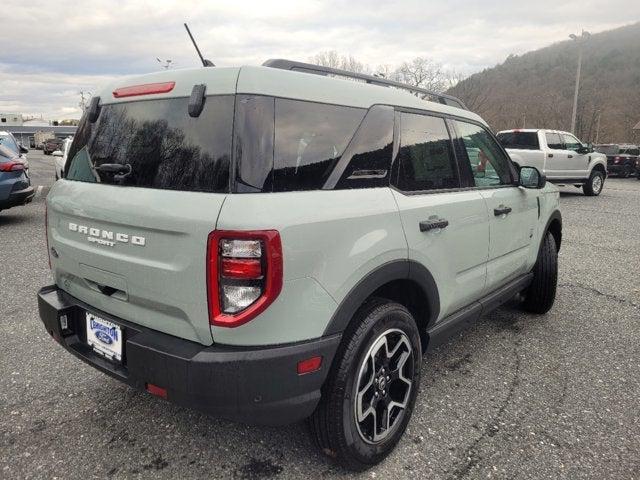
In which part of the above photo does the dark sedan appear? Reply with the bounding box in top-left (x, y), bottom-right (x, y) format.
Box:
top-left (0, 144), bottom-right (34, 213)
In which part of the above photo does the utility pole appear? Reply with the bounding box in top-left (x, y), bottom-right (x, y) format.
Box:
top-left (569, 30), bottom-right (590, 135)
top-left (595, 111), bottom-right (601, 144)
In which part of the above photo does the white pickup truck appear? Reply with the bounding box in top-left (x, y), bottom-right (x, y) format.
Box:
top-left (497, 129), bottom-right (608, 196)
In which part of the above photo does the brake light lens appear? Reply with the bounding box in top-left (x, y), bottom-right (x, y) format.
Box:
top-left (0, 161), bottom-right (25, 172)
top-left (207, 230), bottom-right (283, 327)
top-left (112, 81), bottom-right (175, 98)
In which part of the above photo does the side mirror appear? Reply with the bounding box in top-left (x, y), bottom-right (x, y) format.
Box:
top-left (519, 166), bottom-right (546, 189)
top-left (19, 144), bottom-right (28, 154)
top-left (52, 150), bottom-right (63, 157)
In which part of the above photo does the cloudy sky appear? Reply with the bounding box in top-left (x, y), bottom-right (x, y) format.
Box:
top-left (1, 0), bottom-right (638, 120)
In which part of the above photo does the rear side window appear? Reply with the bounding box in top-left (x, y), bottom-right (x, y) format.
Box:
top-left (545, 133), bottom-right (564, 150)
top-left (272, 99), bottom-right (365, 191)
top-left (394, 112), bottom-right (459, 191)
top-left (496, 131), bottom-right (539, 150)
top-left (453, 120), bottom-right (514, 187)
top-left (65, 96), bottom-right (233, 193)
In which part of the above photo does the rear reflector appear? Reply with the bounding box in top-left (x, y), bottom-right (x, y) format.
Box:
top-left (145, 383), bottom-right (168, 399)
top-left (297, 356), bottom-right (323, 375)
top-left (113, 82), bottom-right (176, 98)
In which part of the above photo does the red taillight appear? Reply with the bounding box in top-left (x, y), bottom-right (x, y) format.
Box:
top-left (145, 383), bottom-right (167, 399)
top-left (112, 81), bottom-right (175, 98)
top-left (297, 356), bottom-right (323, 375)
top-left (0, 161), bottom-right (25, 172)
top-left (207, 230), bottom-right (283, 328)
top-left (221, 258), bottom-right (262, 279)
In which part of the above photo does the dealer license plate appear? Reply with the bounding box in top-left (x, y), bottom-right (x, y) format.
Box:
top-left (86, 312), bottom-right (123, 362)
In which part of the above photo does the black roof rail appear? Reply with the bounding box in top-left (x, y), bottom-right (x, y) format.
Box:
top-left (262, 58), bottom-right (468, 110)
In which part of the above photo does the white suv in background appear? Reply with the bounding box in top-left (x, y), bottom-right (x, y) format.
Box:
top-left (497, 129), bottom-right (607, 196)
top-left (52, 136), bottom-right (73, 180)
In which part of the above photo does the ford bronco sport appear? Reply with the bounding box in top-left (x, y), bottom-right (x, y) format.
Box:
top-left (38, 60), bottom-right (562, 470)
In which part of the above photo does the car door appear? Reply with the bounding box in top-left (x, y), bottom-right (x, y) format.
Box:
top-left (561, 132), bottom-right (590, 178)
top-left (450, 119), bottom-right (539, 292)
top-left (390, 111), bottom-right (489, 320)
top-left (542, 131), bottom-right (568, 178)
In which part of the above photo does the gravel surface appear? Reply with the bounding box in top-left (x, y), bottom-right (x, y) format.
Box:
top-left (1, 152), bottom-right (639, 479)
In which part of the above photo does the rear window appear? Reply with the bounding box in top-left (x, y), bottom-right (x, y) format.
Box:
top-left (496, 131), bottom-right (540, 150)
top-left (65, 96), bottom-right (233, 193)
top-left (595, 145), bottom-right (619, 155)
top-left (233, 97), bottom-right (370, 192)
top-left (620, 147), bottom-right (639, 156)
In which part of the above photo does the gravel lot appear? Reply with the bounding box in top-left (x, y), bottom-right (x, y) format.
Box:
top-left (1, 151), bottom-right (639, 479)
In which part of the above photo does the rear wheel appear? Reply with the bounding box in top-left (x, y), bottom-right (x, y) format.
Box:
top-left (310, 299), bottom-right (421, 471)
top-left (583, 170), bottom-right (604, 196)
top-left (522, 232), bottom-right (558, 314)
top-left (621, 164), bottom-right (632, 178)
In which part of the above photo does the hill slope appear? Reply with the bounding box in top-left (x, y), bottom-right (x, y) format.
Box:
top-left (448, 22), bottom-right (640, 143)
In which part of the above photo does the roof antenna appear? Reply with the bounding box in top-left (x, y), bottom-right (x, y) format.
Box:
top-left (184, 23), bottom-right (215, 67)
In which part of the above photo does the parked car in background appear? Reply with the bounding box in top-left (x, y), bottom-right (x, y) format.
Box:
top-left (39, 60), bottom-right (562, 470)
top-left (43, 138), bottom-right (64, 155)
top-left (34, 131), bottom-right (56, 150)
top-left (53, 136), bottom-right (73, 180)
top-left (0, 143), bottom-right (34, 213)
top-left (497, 129), bottom-right (608, 196)
top-left (594, 144), bottom-right (639, 177)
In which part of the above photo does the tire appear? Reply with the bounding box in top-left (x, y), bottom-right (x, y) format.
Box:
top-left (621, 164), bottom-right (632, 178)
top-left (583, 170), bottom-right (604, 196)
top-left (522, 232), bottom-right (558, 314)
top-left (310, 298), bottom-right (422, 471)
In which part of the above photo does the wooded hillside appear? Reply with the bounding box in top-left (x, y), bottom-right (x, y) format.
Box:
top-left (447, 22), bottom-right (640, 144)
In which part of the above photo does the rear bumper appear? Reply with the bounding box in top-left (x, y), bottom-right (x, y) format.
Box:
top-left (607, 163), bottom-right (634, 174)
top-left (37, 285), bottom-right (341, 425)
top-left (0, 186), bottom-right (34, 209)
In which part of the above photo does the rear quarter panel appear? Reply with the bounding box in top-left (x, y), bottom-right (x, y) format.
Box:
top-left (213, 188), bottom-right (407, 346)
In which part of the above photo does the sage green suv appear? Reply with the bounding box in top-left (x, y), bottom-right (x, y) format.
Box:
top-left (38, 59), bottom-right (561, 471)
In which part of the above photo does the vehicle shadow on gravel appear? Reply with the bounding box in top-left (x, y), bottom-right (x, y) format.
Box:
top-left (75, 300), bottom-right (538, 479)
top-left (0, 212), bottom-right (31, 227)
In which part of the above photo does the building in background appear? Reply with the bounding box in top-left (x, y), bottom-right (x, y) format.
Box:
top-left (0, 113), bottom-right (24, 126)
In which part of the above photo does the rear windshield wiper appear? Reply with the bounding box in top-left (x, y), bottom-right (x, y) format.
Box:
top-left (94, 163), bottom-right (132, 183)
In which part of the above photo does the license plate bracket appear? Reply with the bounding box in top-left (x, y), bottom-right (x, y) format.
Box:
top-left (85, 312), bottom-right (123, 363)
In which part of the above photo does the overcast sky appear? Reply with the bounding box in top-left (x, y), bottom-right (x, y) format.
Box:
top-left (1, 0), bottom-right (638, 120)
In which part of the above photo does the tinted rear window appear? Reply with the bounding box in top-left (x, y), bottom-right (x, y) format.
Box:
top-left (272, 99), bottom-right (365, 192)
top-left (496, 131), bottom-right (540, 150)
top-left (65, 96), bottom-right (233, 193)
top-left (595, 145), bottom-right (619, 155)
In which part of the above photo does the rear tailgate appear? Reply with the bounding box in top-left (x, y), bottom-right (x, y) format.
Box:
top-left (47, 71), bottom-right (238, 345)
top-left (48, 182), bottom-right (225, 345)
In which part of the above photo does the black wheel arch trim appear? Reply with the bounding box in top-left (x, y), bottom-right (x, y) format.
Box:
top-left (541, 209), bottom-right (562, 252)
top-left (322, 259), bottom-right (440, 336)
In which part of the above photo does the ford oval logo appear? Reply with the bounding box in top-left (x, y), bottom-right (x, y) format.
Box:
top-left (95, 330), bottom-right (113, 345)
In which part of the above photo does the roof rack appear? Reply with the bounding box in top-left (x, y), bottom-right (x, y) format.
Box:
top-left (262, 59), bottom-right (468, 110)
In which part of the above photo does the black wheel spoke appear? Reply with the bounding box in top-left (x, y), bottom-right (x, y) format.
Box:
top-left (354, 328), bottom-right (414, 444)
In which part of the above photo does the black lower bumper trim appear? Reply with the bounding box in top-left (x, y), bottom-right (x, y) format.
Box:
top-left (0, 186), bottom-right (34, 209)
top-left (37, 285), bottom-right (341, 425)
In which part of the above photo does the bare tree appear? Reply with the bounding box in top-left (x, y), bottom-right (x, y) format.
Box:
top-left (394, 57), bottom-right (447, 92)
top-left (310, 51), bottom-right (369, 74)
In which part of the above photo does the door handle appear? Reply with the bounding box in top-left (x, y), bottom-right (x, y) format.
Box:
top-left (419, 218), bottom-right (449, 232)
top-left (494, 205), bottom-right (512, 216)
top-left (568, 154), bottom-right (573, 158)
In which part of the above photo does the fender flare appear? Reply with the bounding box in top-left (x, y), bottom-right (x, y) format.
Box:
top-left (322, 260), bottom-right (440, 336)
top-left (540, 209), bottom-right (562, 252)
